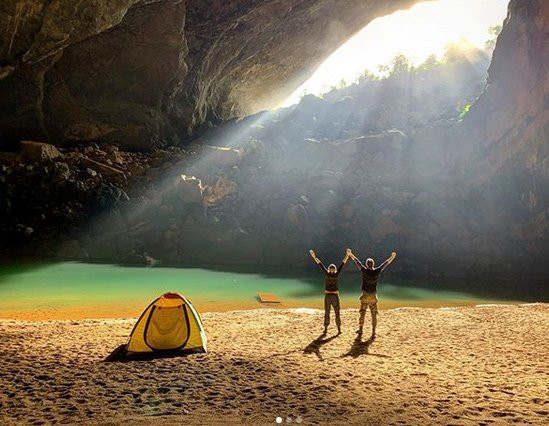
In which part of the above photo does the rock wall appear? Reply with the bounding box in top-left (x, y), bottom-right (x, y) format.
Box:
top-left (450, 0), bottom-right (549, 282)
top-left (0, 0), bottom-right (422, 150)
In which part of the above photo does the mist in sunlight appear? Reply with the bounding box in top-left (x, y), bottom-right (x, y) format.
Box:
top-left (283, 0), bottom-right (509, 106)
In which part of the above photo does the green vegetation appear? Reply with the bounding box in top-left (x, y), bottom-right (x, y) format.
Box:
top-left (353, 35), bottom-right (492, 86)
top-left (417, 54), bottom-right (439, 71)
top-left (485, 25), bottom-right (502, 51)
top-left (359, 68), bottom-right (380, 82)
top-left (389, 53), bottom-right (412, 76)
top-left (459, 103), bottom-right (472, 120)
top-left (337, 78), bottom-right (348, 89)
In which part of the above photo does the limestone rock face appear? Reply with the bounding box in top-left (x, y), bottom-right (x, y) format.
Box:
top-left (458, 0), bottom-right (548, 177)
top-left (452, 0), bottom-right (549, 278)
top-left (0, 0), bottom-right (422, 150)
top-left (0, 0), bottom-right (143, 147)
top-left (42, 0), bottom-right (189, 150)
top-left (178, 0), bottom-right (423, 130)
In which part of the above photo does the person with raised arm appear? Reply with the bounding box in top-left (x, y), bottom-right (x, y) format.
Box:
top-left (348, 250), bottom-right (397, 338)
top-left (309, 248), bottom-right (351, 335)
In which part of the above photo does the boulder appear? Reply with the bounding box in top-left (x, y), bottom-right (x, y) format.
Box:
top-left (106, 147), bottom-right (124, 165)
top-left (202, 176), bottom-right (238, 207)
top-left (51, 162), bottom-right (71, 180)
top-left (94, 184), bottom-right (130, 210)
top-left (203, 146), bottom-right (242, 168)
top-left (81, 157), bottom-right (126, 179)
top-left (21, 141), bottom-right (61, 162)
top-left (178, 174), bottom-right (204, 204)
top-left (85, 168), bottom-right (98, 178)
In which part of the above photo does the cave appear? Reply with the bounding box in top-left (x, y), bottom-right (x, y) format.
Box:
top-left (1, 0), bottom-right (546, 289)
top-left (0, 0), bottom-right (548, 424)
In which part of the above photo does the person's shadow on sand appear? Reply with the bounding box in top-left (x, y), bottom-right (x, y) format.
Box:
top-left (303, 333), bottom-right (339, 361)
top-left (341, 335), bottom-right (390, 359)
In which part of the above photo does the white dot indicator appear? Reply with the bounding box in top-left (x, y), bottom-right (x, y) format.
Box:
top-left (276, 417), bottom-right (283, 424)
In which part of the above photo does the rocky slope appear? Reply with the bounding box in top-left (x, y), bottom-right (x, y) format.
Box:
top-left (0, 0), bottom-right (422, 150)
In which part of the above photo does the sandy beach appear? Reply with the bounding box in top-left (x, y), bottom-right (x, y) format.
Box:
top-left (0, 304), bottom-right (547, 425)
top-left (0, 297), bottom-right (506, 322)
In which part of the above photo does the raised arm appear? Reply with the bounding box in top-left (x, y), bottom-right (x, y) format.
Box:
top-left (349, 250), bottom-right (364, 270)
top-left (309, 249), bottom-right (328, 274)
top-left (379, 251), bottom-right (397, 273)
top-left (336, 249), bottom-right (352, 275)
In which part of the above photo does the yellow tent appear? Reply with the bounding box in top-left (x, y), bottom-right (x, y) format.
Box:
top-left (127, 292), bottom-right (207, 353)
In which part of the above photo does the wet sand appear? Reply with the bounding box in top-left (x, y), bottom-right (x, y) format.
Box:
top-left (0, 304), bottom-right (547, 425)
top-left (0, 298), bottom-right (513, 321)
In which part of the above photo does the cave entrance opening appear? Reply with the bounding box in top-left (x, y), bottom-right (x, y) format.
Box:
top-left (196, 0), bottom-right (509, 152)
top-left (283, 0), bottom-right (509, 107)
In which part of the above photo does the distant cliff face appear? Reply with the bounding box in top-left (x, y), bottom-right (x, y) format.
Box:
top-left (0, 0), bottom-right (422, 150)
top-left (451, 0), bottom-right (549, 279)
top-left (459, 0), bottom-right (548, 180)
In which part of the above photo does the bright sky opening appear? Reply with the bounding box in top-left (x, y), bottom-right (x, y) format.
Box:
top-left (284, 0), bottom-right (509, 106)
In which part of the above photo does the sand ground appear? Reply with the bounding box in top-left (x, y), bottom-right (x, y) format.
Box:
top-left (0, 297), bottom-right (502, 321)
top-left (0, 304), bottom-right (547, 425)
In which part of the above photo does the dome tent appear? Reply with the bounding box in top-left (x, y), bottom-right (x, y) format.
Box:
top-left (127, 292), bottom-right (207, 354)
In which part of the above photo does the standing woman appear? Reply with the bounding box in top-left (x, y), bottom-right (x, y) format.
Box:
top-left (309, 248), bottom-right (351, 335)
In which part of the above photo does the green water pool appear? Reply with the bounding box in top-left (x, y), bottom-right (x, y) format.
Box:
top-left (0, 262), bottom-right (509, 320)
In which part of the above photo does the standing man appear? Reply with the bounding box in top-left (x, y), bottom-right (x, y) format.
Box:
top-left (309, 248), bottom-right (351, 335)
top-left (349, 250), bottom-right (397, 338)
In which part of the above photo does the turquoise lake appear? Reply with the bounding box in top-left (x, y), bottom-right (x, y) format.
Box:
top-left (0, 262), bottom-right (515, 320)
